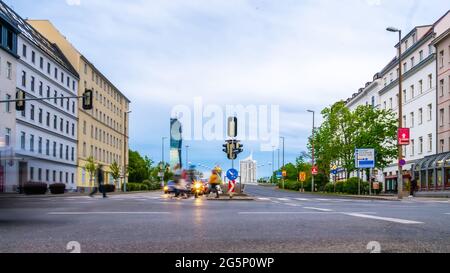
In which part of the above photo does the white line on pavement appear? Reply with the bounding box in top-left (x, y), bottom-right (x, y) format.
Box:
top-left (238, 211), bottom-right (377, 215)
top-left (303, 207), bottom-right (334, 212)
top-left (277, 198), bottom-right (290, 201)
top-left (257, 198), bottom-right (271, 201)
top-left (294, 198), bottom-right (310, 201)
top-left (48, 212), bottom-right (171, 215)
top-left (343, 213), bottom-right (424, 224)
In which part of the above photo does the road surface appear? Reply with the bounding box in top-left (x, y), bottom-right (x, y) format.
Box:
top-left (1, 185), bottom-right (449, 253)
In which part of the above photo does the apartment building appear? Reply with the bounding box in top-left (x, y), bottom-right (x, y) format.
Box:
top-left (27, 20), bottom-right (131, 191)
top-left (0, 2), bottom-right (80, 192)
top-left (0, 11), bottom-right (18, 192)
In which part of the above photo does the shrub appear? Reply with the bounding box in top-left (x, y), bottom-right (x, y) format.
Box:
top-left (335, 181), bottom-right (345, 193)
top-left (24, 182), bottom-right (48, 195)
top-left (143, 180), bottom-right (161, 191)
top-left (324, 182), bottom-right (335, 193)
top-left (49, 183), bottom-right (66, 194)
top-left (343, 178), bottom-right (361, 195)
top-left (101, 184), bottom-right (116, 193)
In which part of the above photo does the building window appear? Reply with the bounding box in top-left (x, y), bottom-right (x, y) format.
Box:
top-left (428, 74), bottom-right (433, 89)
top-left (46, 112), bottom-right (50, 126)
top-left (440, 79), bottom-right (445, 97)
top-left (47, 62), bottom-right (51, 74)
top-left (60, 118), bottom-right (63, 132)
top-left (71, 147), bottom-right (74, 161)
top-left (31, 76), bottom-right (35, 92)
top-left (410, 112), bottom-right (414, 128)
top-left (410, 85), bottom-right (414, 99)
top-left (6, 62), bottom-right (12, 79)
top-left (39, 81), bottom-right (43, 96)
top-left (46, 170), bottom-right (49, 182)
top-left (21, 71), bottom-right (26, 87)
top-left (38, 168), bottom-right (42, 181)
top-left (402, 90), bottom-right (406, 103)
top-left (419, 80), bottom-right (423, 94)
top-left (428, 104), bottom-right (433, 121)
top-left (21, 132), bottom-right (25, 150)
top-left (53, 115), bottom-right (57, 129)
top-left (66, 145), bottom-right (69, 160)
top-left (54, 67), bottom-right (58, 79)
top-left (38, 137), bottom-right (42, 154)
top-left (440, 108), bottom-right (444, 127)
top-left (411, 139), bottom-right (415, 156)
top-left (30, 167), bottom-right (34, 181)
top-left (410, 56), bottom-right (415, 68)
top-left (5, 94), bottom-right (11, 113)
top-left (419, 50), bottom-right (423, 61)
top-left (54, 91), bottom-right (57, 104)
top-left (22, 44), bottom-right (27, 57)
top-left (389, 98), bottom-right (393, 109)
top-left (83, 142), bottom-right (86, 157)
top-left (53, 142), bottom-right (57, 157)
top-left (30, 134), bottom-right (34, 152)
top-left (31, 51), bottom-right (35, 64)
top-left (30, 104), bottom-right (35, 121)
top-left (428, 134), bottom-right (433, 152)
top-left (72, 123), bottom-right (75, 136)
top-left (38, 108), bottom-right (42, 123)
top-left (5, 128), bottom-right (11, 146)
top-left (440, 50), bottom-right (445, 68)
top-left (403, 62), bottom-right (407, 72)
top-left (419, 137), bottom-right (423, 154)
top-left (46, 139), bottom-right (50, 156)
top-left (60, 144), bottom-right (63, 159)
top-left (40, 57), bottom-right (44, 69)
top-left (440, 139), bottom-right (445, 153)
top-left (53, 170), bottom-right (56, 182)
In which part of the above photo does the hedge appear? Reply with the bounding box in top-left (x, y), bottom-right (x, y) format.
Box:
top-left (122, 182), bottom-right (162, 192)
top-left (24, 182), bottom-right (48, 195)
top-left (49, 183), bottom-right (66, 194)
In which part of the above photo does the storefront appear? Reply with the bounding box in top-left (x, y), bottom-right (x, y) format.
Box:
top-left (383, 173), bottom-right (411, 193)
top-left (413, 153), bottom-right (450, 191)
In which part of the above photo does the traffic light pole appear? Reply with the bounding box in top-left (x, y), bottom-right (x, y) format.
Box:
top-left (0, 95), bottom-right (84, 103)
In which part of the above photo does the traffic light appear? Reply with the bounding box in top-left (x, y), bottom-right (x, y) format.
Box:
top-left (234, 141), bottom-right (244, 155)
top-left (222, 143), bottom-right (228, 154)
top-left (15, 90), bottom-right (26, 111)
top-left (82, 89), bottom-right (93, 110)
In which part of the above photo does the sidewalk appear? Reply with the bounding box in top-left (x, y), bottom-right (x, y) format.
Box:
top-left (0, 190), bottom-right (161, 199)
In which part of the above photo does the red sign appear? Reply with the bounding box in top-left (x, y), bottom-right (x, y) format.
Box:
top-left (228, 180), bottom-right (236, 193)
top-left (398, 128), bottom-right (410, 145)
top-left (312, 166), bottom-right (318, 176)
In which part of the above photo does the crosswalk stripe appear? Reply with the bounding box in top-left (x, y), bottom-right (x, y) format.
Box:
top-left (343, 213), bottom-right (424, 224)
top-left (303, 207), bottom-right (334, 212)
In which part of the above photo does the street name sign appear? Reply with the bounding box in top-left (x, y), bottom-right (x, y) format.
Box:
top-left (355, 149), bottom-right (375, 169)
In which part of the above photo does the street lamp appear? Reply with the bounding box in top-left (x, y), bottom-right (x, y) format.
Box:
top-left (272, 146), bottom-right (275, 184)
top-left (387, 26), bottom-right (404, 200)
top-left (123, 110), bottom-right (131, 192)
top-left (280, 137), bottom-right (285, 170)
top-left (307, 110), bottom-right (315, 192)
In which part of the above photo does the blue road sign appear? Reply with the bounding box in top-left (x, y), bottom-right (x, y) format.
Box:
top-left (355, 149), bottom-right (376, 169)
top-left (226, 168), bottom-right (239, 181)
top-left (276, 171), bottom-right (282, 179)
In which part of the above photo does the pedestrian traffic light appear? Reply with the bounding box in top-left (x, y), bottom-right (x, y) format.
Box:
top-left (82, 89), bottom-right (93, 110)
top-left (15, 90), bottom-right (26, 111)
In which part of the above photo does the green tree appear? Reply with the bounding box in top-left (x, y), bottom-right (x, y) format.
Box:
top-left (85, 156), bottom-right (97, 187)
top-left (128, 150), bottom-right (153, 183)
top-left (309, 101), bottom-right (398, 179)
top-left (110, 161), bottom-right (121, 187)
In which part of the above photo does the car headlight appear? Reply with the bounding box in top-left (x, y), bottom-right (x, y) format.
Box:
top-left (194, 183), bottom-right (201, 189)
top-left (164, 186), bottom-right (169, 191)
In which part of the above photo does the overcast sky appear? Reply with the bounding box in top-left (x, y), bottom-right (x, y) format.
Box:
top-left (7, 0), bottom-right (450, 178)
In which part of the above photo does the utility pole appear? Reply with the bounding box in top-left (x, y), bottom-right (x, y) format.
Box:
top-left (123, 110), bottom-right (131, 192)
top-left (161, 137), bottom-right (167, 187)
top-left (185, 145), bottom-right (189, 169)
top-left (272, 146), bottom-right (275, 184)
top-left (308, 110), bottom-right (315, 192)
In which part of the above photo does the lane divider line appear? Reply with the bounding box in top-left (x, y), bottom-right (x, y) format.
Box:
top-left (343, 213), bottom-right (424, 224)
top-left (303, 207), bottom-right (334, 212)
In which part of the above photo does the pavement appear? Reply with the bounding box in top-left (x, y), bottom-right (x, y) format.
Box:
top-left (0, 185), bottom-right (449, 253)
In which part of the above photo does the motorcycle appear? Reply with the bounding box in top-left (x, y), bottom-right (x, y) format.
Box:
top-left (191, 180), bottom-right (206, 198)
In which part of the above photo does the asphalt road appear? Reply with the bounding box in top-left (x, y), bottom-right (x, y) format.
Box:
top-left (0, 185), bottom-right (449, 253)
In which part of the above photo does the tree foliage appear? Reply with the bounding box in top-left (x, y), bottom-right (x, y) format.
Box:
top-left (309, 101), bottom-right (397, 178)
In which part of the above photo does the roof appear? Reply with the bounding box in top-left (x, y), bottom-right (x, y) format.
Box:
top-left (0, 0), bottom-right (79, 78)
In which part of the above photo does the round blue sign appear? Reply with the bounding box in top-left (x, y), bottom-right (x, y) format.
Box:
top-left (226, 168), bottom-right (239, 181)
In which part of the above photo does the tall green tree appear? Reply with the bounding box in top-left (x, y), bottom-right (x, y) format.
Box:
top-left (128, 150), bottom-right (153, 183)
top-left (110, 161), bottom-right (121, 187)
top-left (309, 101), bottom-right (398, 179)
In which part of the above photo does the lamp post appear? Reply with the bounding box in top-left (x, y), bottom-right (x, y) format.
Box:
top-left (272, 146), bottom-right (275, 184)
top-left (123, 110), bottom-right (131, 192)
top-left (307, 110), bottom-right (315, 192)
top-left (387, 26), bottom-right (404, 200)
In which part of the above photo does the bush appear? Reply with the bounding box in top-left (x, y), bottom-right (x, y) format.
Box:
top-left (122, 182), bottom-right (154, 192)
top-left (24, 182), bottom-right (48, 195)
top-left (343, 178), bottom-right (362, 195)
top-left (49, 183), bottom-right (66, 194)
top-left (143, 180), bottom-right (161, 190)
top-left (278, 180), bottom-right (301, 191)
top-left (324, 182), bottom-right (335, 193)
top-left (101, 184), bottom-right (116, 193)
top-left (335, 181), bottom-right (345, 193)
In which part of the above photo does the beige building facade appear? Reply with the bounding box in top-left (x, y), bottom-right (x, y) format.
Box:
top-left (27, 20), bottom-right (130, 190)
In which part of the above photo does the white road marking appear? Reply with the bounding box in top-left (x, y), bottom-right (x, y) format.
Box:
top-left (238, 211), bottom-right (377, 215)
top-left (257, 197), bottom-right (271, 201)
top-left (277, 198), bottom-right (290, 201)
top-left (294, 198), bottom-right (310, 201)
top-left (303, 207), bottom-right (334, 212)
top-left (48, 212), bottom-right (171, 215)
top-left (343, 213), bottom-right (424, 224)
top-left (315, 198), bottom-right (330, 201)
top-left (285, 203), bottom-right (301, 207)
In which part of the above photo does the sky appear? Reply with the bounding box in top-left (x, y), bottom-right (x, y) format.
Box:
top-left (6, 0), bottom-right (450, 178)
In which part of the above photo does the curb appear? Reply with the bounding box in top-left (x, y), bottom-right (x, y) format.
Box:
top-left (0, 190), bottom-right (163, 199)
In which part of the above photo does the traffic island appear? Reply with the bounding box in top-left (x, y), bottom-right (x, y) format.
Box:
top-left (206, 193), bottom-right (254, 201)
